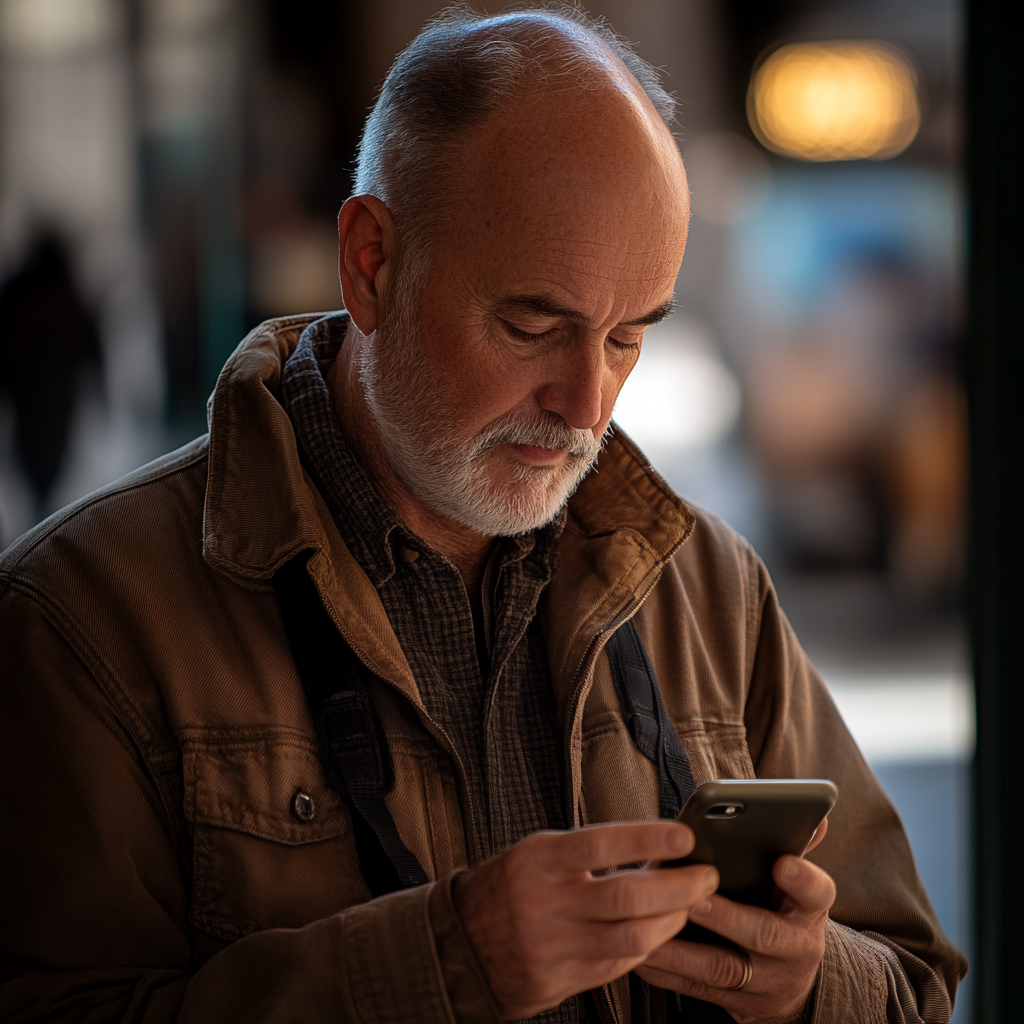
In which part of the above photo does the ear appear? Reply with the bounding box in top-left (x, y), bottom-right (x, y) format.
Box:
top-left (338, 195), bottom-right (396, 335)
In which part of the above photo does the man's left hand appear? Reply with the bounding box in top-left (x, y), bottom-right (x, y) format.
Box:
top-left (634, 826), bottom-right (836, 1023)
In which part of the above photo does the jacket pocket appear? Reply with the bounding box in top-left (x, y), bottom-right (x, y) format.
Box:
top-left (181, 731), bottom-right (369, 945)
top-left (580, 710), bottom-right (660, 824)
top-left (579, 716), bottom-right (757, 827)
top-left (677, 722), bottom-right (756, 784)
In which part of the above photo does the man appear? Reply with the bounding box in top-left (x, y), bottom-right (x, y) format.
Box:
top-left (0, 7), bottom-right (965, 1023)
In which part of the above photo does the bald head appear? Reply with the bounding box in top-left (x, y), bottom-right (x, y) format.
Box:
top-left (430, 75), bottom-right (689, 336)
top-left (450, 51), bottom-right (687, 247)
top-left (353, 4), bottom-right (684, 280)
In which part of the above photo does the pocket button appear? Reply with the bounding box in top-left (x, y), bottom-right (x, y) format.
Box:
top-left (292, 790), bottom-right (316, 822)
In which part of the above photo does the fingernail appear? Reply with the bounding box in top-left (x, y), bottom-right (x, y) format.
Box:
top-left (691, 900), bottom-right (713, 917)
top-left (704, 867), bottom-right (719, 893)
top-left (781, 857), bottom-right (798, 881)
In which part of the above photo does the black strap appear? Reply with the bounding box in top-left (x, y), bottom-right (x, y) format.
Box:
top-left (606, 619), bottom-right (697, 1024)
top-left (605, 618), bottom-right (696, 819)
top-left (273, 552), bottom-right (429, 897)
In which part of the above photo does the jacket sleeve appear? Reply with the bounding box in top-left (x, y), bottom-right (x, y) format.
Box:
top-left (740, 559), bottom-right (969, 1024)
top-left (0, 587), bottom-right (498, 1024)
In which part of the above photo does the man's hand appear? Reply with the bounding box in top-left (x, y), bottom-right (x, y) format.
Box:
top-left (453, 821), bottom-right (719, 1019)
top-left (634, 820), bottom-right (835, 1023)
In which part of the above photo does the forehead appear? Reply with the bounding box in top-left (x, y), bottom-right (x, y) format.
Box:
top-left (435, 80), bottom-right (689, 312)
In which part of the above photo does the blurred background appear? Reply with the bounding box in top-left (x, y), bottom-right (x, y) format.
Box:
top-left (0, 0), bottom-right (970, 1016)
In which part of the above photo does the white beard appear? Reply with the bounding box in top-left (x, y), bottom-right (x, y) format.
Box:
top-left (355, 301), bottom-right (605, 537)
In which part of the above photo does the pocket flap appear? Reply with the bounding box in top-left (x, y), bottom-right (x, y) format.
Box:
top-left (182, 731), bottom-right (351, 844)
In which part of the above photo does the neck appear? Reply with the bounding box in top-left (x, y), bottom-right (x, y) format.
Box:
top-left (325, 323), bottom-right (496, 594)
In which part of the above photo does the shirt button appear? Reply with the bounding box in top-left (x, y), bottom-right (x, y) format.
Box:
top-left (398, 545), bottom-right (420, 563)
top-left (292, 790), bottom-right (315, 822)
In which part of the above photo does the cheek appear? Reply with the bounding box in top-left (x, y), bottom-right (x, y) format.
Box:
top-left (474, 377), bottom-right (538, 425)
top-left (459, 340), bottom-right (547, 415)
top-left (441, 359), bottom-right (536, 433)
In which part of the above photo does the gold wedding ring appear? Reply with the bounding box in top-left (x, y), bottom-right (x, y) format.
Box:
top-left (732, 956), bottom-right (754, 991)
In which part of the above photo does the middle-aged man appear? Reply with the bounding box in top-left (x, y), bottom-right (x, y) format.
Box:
top-left (0, 7), bottom-right (966, 1024)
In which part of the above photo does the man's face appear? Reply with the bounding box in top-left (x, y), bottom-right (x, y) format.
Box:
top-left (360, 81), bottom-right (690, 537)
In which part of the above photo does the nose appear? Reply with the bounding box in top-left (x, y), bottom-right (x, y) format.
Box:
top-left (535, 339), bottom-right (608, 432)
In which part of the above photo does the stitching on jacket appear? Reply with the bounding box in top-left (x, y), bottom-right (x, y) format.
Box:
top-left (0, 578), bottom-right (168, 756)
top-left (0, 582), bottom-right (189, 871)
top-left (0, 440), bottom-right (209, 582)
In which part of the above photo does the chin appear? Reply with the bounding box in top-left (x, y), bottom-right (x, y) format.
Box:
top-left (446, 467), bottom-right (581, 537)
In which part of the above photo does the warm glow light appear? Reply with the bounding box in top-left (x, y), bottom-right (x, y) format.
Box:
top-left (748, 40), bottom-right (921, 162)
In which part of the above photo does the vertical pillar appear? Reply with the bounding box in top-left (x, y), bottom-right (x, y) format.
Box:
top-left (966, 1), bottom-right (1024, 1021)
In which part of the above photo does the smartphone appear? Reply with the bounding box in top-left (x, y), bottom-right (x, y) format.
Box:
top-left (659, 779), bottom-right (838, 907)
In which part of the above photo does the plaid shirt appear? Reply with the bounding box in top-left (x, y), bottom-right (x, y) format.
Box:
top-left (282, 314), bottom-right (584, 1023)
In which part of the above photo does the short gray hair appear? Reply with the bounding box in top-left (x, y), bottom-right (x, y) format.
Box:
top-left (353, 3), bottom-right (676, 286)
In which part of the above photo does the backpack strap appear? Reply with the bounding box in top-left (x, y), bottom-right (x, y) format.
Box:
top-left (605, 617), bottom-right (696, 818)
top-left (607, 619), bottom-right (730, 1024)
top-left (273, 552), bottom-right (429, 897)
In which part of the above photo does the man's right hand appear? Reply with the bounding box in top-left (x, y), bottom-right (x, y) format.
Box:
top-left (452, 821), bottom-right (719, 1019)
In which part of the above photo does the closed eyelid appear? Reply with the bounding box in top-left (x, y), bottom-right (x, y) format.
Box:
top-left (500, 320), bottom-right (637, 354)
top-left (503, 322), bottom-right (548, 340)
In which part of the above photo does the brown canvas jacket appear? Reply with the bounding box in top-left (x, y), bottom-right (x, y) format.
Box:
top-left (0, 313), bottom-right (967, 1023)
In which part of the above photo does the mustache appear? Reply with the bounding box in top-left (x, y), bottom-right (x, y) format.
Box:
top-left (469, 413), bottom-right (603, 462)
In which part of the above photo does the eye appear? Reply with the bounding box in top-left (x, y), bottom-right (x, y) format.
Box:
top-left (502, 320), bottom-right (551, 342)
top-left (608, 336), bottom-right (641, 353)
top-left (607, 331), bottom-right (643, 355)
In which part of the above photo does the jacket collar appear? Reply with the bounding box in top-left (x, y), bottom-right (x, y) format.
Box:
top-left (203, 313), bottom-right (333, 581)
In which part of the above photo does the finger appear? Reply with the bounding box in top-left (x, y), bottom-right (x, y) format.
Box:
top-left (772, 856), bottom-right (836, 917)
top-left (642, 937), bottom-right (755, 992)
top-left (686, 894), bottom-right (796, 957)
top-left (803, 816), bottom-right (829, 853)
top-left (587, 864), bottom-right (719, 921)
top-left (580, 911), bottom-right (696, 961)
top-left (634, 962), bottom-right (731, 1006)
top-left (541, 821), bottom-right (695, 874)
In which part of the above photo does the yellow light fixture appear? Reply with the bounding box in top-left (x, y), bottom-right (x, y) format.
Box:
top-left (748, 40), bottom-right (921, 161)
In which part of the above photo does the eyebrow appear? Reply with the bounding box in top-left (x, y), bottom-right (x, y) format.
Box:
top-left (499, 294), bottom-right (676, 328)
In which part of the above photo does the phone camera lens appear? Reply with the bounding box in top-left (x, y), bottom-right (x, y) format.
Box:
top-left (706, 803), bottom-right (744, 819)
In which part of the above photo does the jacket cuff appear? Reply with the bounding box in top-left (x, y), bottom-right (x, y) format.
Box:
top-left (810, 919), bottom-right (893, 1024)
top-left (338, 881), bottom-right (458, 1023)
top-left (428, 870), bottom-right (503, 1024)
